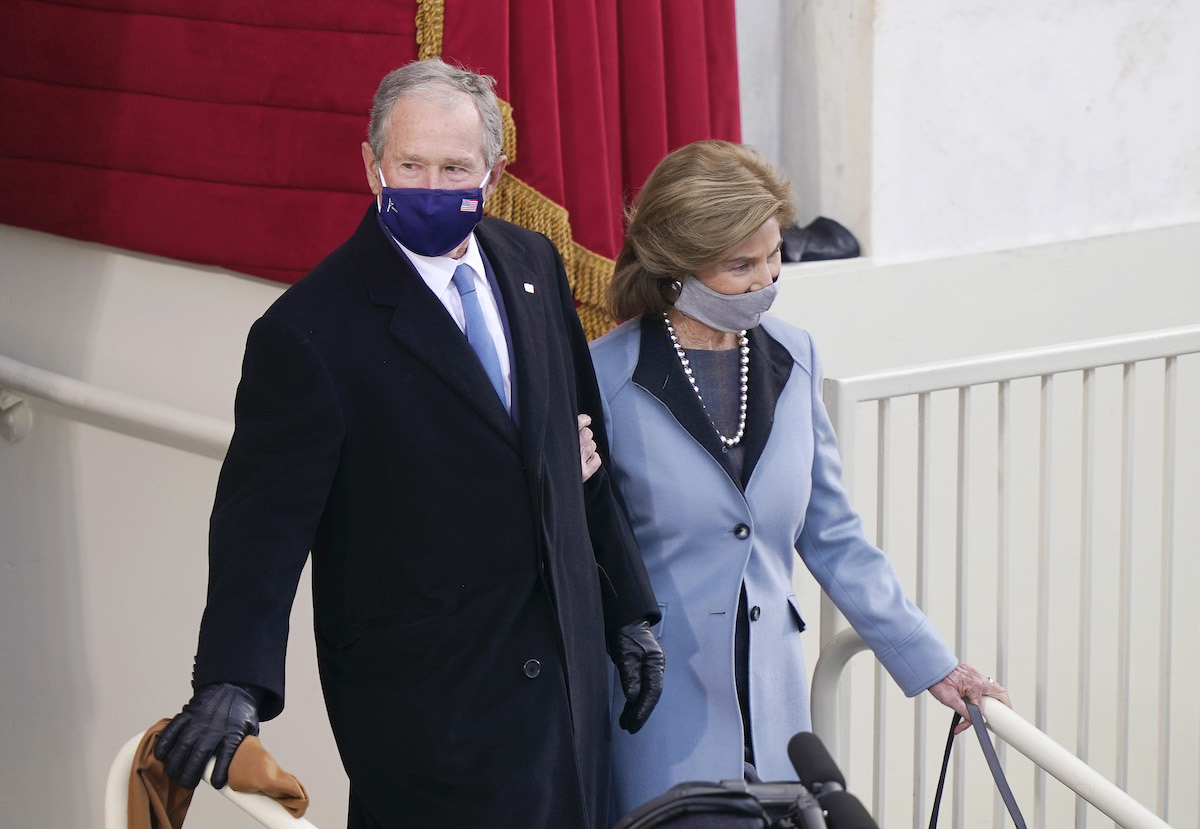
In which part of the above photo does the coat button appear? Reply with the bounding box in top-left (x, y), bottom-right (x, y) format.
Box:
top-left (749, 606), bottom-right (761, 621)
top-left (523, 659), bottom-right (541, 678)
top-left (734, 523), bottom-right (750, 539)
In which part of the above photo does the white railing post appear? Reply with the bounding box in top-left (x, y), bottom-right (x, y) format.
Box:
top-left (1157, 357), bottom-right (1177, 817)
top-left (822, 376), bottom-right (857, 647)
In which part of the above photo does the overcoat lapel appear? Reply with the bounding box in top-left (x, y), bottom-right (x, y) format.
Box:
top-left (741, 326), bottom-right (793, 488)
top-left (476, 220), bottom-right (550, 464)
top-left (632, 314), bottom-right (793, 490)
top-left (354, 208), bottom-right (520, 447)
top-left (633, 315), bottom-right (737, 482)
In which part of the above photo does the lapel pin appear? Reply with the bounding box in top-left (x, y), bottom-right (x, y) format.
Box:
top-left (523, 282), bottom-right (536, 294)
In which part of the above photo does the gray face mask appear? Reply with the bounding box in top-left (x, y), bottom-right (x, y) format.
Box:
top-left (672, 275), bottom-right (778, 333)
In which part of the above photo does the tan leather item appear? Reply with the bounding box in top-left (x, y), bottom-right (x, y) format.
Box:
top-left (227, 732), bottom-right (309, 818)
top-left (127, 718), bottom-right (309, 828)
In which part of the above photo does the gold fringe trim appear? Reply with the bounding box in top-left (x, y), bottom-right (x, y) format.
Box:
top-left (486, 173), bottom-right (572, 262)
top-left (415, 0), bottom-right (444, 60)
top-left (569, 242), bottom-right (617, 340)
top-left (498, 99), bottom-right (516, 164)
top-left (484, 174), bottom-right (616, 341)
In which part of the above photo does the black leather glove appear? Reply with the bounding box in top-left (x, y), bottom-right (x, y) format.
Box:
top-left (154, 682), bottom-right (263, 789)
top-left (607, 620), bottom-right (665, 734)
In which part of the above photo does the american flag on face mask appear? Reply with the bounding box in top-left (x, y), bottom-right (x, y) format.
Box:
top-left (460, 198), bottom-right (479, 212)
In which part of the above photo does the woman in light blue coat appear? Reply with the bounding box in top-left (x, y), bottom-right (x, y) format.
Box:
top-left (592, 141), bottom-right (1010, 821)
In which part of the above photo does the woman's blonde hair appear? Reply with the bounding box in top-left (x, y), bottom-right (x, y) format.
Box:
top-left (607, 140), bottom-right (796, 321)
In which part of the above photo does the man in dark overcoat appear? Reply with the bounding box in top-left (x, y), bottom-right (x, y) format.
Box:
top-left (154, 58), bottom-right (664, 829)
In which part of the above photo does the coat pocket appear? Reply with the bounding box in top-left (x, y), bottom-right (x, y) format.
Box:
top-left (786, 593), bottom-right (807, 633)
top-left (317, 611), bottom-right (441, 651)
top-left (651, 602), bottom-right (668, 639)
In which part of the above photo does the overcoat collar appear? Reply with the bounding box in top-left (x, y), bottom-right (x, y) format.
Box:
top-left (632, 314), bottom-right (793, 490)
top-left (354, 206), bottom-right (549, 450)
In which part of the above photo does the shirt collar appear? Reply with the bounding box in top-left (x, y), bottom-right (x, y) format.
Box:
top-left (391, 231), bottom-right (487, 296)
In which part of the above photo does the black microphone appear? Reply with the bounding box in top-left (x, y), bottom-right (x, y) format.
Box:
top-left (817, 791), bottom-right (879, 829)
top-left (788, 731), bottom-right (846, 795)
top-left (787, 732), bottom-right (879, 829)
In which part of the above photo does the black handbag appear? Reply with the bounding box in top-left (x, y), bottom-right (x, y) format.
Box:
top-left (929, 701), bottom-right (1027, 829)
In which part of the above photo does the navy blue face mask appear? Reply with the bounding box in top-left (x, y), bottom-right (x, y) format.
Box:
top-left (376, 166), bottom-right (489, 257)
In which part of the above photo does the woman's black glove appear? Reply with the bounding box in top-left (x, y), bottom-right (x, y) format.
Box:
top-left (607, 620), bottom-right (665, 734)
top-left (154, 682), bottom-right (263, 789)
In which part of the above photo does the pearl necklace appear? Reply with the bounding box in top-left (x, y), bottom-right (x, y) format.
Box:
top-left (663, 312), bottom-right (749, 448)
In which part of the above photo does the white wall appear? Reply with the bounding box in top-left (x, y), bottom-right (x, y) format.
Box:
top-left (739, 0), bottom-right (1200, 261)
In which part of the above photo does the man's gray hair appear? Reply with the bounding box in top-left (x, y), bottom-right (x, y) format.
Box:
top-left (367, 59), bottom-right (504, 170)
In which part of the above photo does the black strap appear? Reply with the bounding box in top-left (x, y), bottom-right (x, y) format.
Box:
top-left (929, 701), bottom-right (1026, 829)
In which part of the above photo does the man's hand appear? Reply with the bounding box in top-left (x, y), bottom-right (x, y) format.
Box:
top-left (607, 620), bottom-right (665, 734)
top-left (578, 413), bottom-right (601, 483)
top-left (154, 682), bottom-right (263, 789)
top-left (927, 663), bottom-right (1011, 734)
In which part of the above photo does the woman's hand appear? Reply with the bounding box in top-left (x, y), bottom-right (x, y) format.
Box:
top-left (928, 663), bottom-right (1011, 733)
top-left (578, 413), bottom-right (601, 483)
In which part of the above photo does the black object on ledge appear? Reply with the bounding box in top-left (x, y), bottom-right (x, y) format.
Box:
top-left (780, 216), bottom-right (861, 263)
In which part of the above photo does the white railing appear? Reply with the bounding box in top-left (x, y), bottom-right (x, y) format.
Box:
top-left (0, 353), bottom-right (231, 458)
top-left (816, 325), bottom-right (1200, 828)
top-left (810, 630), bottom-right (1171, 829)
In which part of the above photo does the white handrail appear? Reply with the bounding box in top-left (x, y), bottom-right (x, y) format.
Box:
top-left (828, 324), bottom-right (1200, 401)
top-left (980, 698), bottom-right (1172, 829)
top-left (105, 730), bottom-right (319, 829)
top-left (809, 627), bottom-right (867, 757)
top-left (104, 733), bottom-right (142, 829)
top-left (197, 756), bottom-right (320, 829)
top-left (0, 353), bottom-right (231, 458)
top-left (809, 630), bottom-right (1174, 828)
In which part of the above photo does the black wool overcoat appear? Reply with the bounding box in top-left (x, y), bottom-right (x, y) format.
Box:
top-left (191, 206), bottom-right (658, 828)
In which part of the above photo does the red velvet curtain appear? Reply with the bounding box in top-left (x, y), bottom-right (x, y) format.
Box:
top-left (0, 1), bottom-right (740, 333)
top-left (0, 0), bottom-right (415, 282)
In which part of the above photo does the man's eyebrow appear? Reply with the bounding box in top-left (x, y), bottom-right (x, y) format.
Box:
top-left (394, 151), bottom-right (478, 168)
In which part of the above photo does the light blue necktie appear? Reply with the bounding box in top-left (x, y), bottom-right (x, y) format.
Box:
top-left (451, 263), bottom-right (506, 405)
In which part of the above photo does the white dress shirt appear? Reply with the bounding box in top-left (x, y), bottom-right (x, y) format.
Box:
top-left (391, 232), bottom-right (513, 409)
